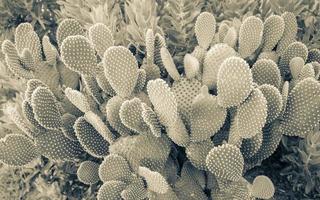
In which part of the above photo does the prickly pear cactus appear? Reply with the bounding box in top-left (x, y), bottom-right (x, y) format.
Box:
top-left (1, 6), bottom-right (319, 200)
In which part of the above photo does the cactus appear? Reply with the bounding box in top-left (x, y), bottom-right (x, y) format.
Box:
top-left (103, 46), bottom-right (139, 98)
top-left (1, 9), bottom-right (319, 200)
top-left (138, 166), bottom-right (169, 194)
top-left (35, 130), bottom-right (84, 161)
top-left (276, 12), bottom-right (298, 56)
top-left (77, 161), bottom-right (100, 185)
top-left (74, 117), bottom-right (109, 158)
top-left (31, 86), bottom-right (62, 130)
top-left (195, 12), bottom-right (216, 50)
top-left (238, 16), bottom-right (264, 58)
top-left (250, 175), bottom-right (275, 199)
top-left (258, 84), bottom-right (283, 124)
top-left (234, 88), bottom-right (268, 139)
top-left (61, 35), bottom-right (99, 76)
top-left (56, 18), bottom-right (85, 47)
top-left (206, 144), bottom-right (244, 181)
top-left (251, 59), bottom-right (281, 89)
top-left (217, 56), bottom-right (253, 108)
top-left (0, 134), bottom-right (39, 166)
top-left (190, 87), bottom-right (227, 142)
top-left (99, 154), bottom-right (132, 183)
top-left (97, 181), bottom-right (127, 200)
top-left (262, 15), bottom-right (285, 52)
top-left (147, 79), bottom-right (178, 127)
top-left (203, 43), bottom-right (238, 89)
top-left (280, 78), bottom-right (320, 137)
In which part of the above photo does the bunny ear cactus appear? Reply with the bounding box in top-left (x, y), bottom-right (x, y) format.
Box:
top-left (99, 154), bottom-right (132, 183)
top-left (262, 15), bottom-right (285, 52)
top-left (138, 166), bottom-right (169, 194)
top-left (35, 130), bottom-right (84, 161)
top-left (206, 144), bottom-right (244, 182)
top-left (145, 29), bottom-right (155, 65)
top-left (77, 161), bottom-right (100, 185)
top-left (103, 46), bottom-right (139, 98)
top-left (2, 22), bottom-right (77, 98)
top-left (276, 12), bottom-right (298, 56)
top-left (249, 175), bottom-right (275, 199)
top-left (64, 87), bottom-right (92, 113)
top-left (251, 59), bottom-right (281, 89)
top-left (279, 41), bottom-right (308, 78)
top-left (245, 123), bottom-right (284, 170)
top-left (119, 98), bottom-right (149, 134)
top-left (121, 176), bottom-right (147, 200)
top-left (218, 22), bottom-right (229, 43)
top-left (171, 78), bottom-right (202, 122)
top-left (106, 96), bottom-right (132, 136)
top-left (134, 69), bottom-right (147, 93)
top-left (141, 30), bottom-right (161, 82)
top-left (154, 33), bottom-right (168, 76)
top-left (238, 16), bottom-right (264, 58)
top-left (42, 35), bottom-right (58, 65)
top-left (195, 12), bottom-right (216, 50)
top-left (74, 117), bottom-right (109, 158)
top-left (180, 162), bottom-right (206, 189)
top-left (174, 169), bottom-right (208, 199)
top-left (190, 87), bottom-right (227, 142)
top-left (1, 9), bottom-right (319, 200)
top-left (186, 139), bottom-right (214, 170)
top-left (241, 131), bottom-right (263, 160)
top-left (56, 18), bottom-right (85, 47)
top-left (0, 134), bottom-right (39, 167)
top-left (147, 79), bottom-right (178, 127)
top-left (183, 54), bottom-right (200, 79)
top-left (109, 134), bottom-right (171, 172)
top-left (14, 23), bottom-right (42, 63)
top-left (141, 103), bottom-right (162, 137)
top-left (88, 23), bottom-right (114, 58)
top-left (97, 181), bottom-right (127, 200)
top-left (61, 113), bottom-right (78, 140)
top-left (223, 27), bottom-right (238, 48)
top-left (31, 86), bottom-right (62, 130)
top-left (3, 104), bottom-right (35, 138)
top-left (233, 88), bottom-right (268, 139)
top-left (84, 111), bottom-right (115, 144)
top-left (290, 57), bottom-right (305, 79)
top-left (280, 78), bottom-right (320, 137)
top-left (258, 51), bottom-right (279, 63)
top-left (61, 35), bottom-right (99, 76)
top-left (160, 47), bottom-right (180, 81)
top-left (20, 48), bottom-right (35, 70)
top-left (258, 84), bottom-right (283, 124)
top-left (22, 100), bottom-right (46, 133)
top-left (1, 39), bottom-right (34, 79)
top-left (296, 64), bottom-right (315, 82)
top-left (203, 43), bottom-right (238, 89)
top-left (82, 75), bottom-right (104, 104)
top-left (217, 56), bottom-right (253, 108)
top-left (307, 49), bottom-right (320, 63)
top-left (14, 23), bottom-right (34, 53)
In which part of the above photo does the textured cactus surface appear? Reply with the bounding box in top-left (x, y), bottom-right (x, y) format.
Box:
top-left (1, 6), bottom-right (320, 199)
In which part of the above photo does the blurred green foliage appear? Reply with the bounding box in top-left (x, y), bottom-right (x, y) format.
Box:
top-left (281, 127), bottom-right (320, 199)
top-left (0, 0), bottom-right (59, 43)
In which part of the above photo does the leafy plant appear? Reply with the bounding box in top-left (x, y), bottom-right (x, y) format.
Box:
top-left (281, 127), bottom-right (320, 199)
top-left (0, 0), bottom-right (59, 43)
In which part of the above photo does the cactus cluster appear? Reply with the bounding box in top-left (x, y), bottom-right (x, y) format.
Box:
top-left (1, 10), bottom-right (320, 199)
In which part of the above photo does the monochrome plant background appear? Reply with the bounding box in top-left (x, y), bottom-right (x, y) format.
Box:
top-left (0, 0), bottom-right (319, 199)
